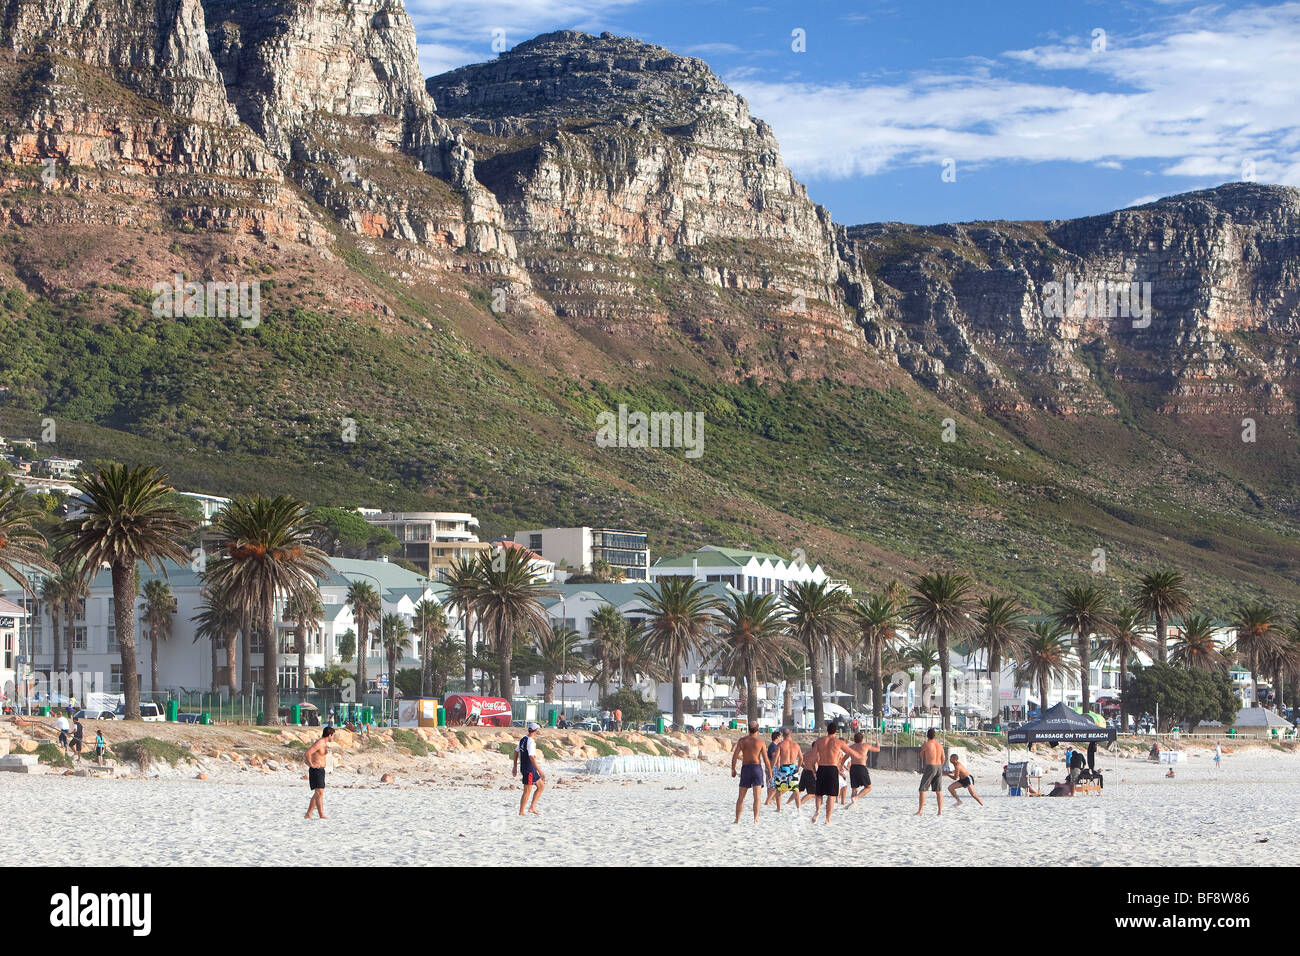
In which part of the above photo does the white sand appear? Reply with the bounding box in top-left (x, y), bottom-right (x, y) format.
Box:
top-left (3, 746), bottom-right (1294, 866)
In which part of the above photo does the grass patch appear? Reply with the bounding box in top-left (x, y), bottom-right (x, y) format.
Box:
top-left (584, 736), bottom-right (618, 757)
top-left (115, 738), bottom-right (193, 767)
top-left (35, 743), bottom-right (72, 768)
top-left (454, 731), bottom-right (470, 747)
top-left (539, 743), bottom-right (560, 760)
top-left (283, 740), bottom-right (306, 750)
top-left (497, 742), bottom-right (515, 756)
top-left (391, 729), bottom-right (431, 757)
top-left (608, 735), bottom-right (654, 755)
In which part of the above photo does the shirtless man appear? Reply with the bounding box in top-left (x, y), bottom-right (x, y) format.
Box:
top-left (305, 725), bottom-right (335, 819)
top-left (916, 728), bottom-right (945, 816)
top-left (796, 740), bottom-right (819, 811)
top-left (945, 753), bottom-right (984, 806)
top-left (731, 725), bottom-right (772, 823)
top-left (810, 721), bottom-right (853, 823)
top-left (839, 732), bottom-right (880, 806)
top-left (768, 728), bottom-right (804, 811)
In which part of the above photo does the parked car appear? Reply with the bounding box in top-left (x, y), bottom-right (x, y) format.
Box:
top-left (575, 717), bottom-right (603, 732)
top-left (115, 702), bottom-right (164, 721)
top-left (175, 712), bottom-right (204, 724)
top-left (72, 709), bottom-right (119, 721)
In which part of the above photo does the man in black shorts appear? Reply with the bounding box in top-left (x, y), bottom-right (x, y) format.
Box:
top-left (797, 742), bottom-right (818, 810)
top-left (513, 720), bottom-right (546, 816)
top-left (304, 726), bottom-right (334, 819)
top-left (840, 731), bottom-right (880, 806)
top-left (810, 721), bottom-right (852, 823)
top-left (945, 753), bottom-right (984, 806)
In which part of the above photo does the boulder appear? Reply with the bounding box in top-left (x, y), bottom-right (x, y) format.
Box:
top-left (380, 772), bottom-right (396, 783)
top-left (196, 772), bottom-right (208, 780)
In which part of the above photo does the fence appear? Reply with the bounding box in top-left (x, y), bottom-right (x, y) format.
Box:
top-left (136, 688), bottom-right (395, 725)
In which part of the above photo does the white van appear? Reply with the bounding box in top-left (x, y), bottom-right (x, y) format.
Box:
top-left (114, 702), bottom-right (165, 721)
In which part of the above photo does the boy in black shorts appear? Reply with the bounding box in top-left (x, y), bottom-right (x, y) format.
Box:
top-left (945, 753), bottom-right (984, 806)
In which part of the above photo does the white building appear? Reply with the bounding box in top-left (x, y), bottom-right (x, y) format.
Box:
top-left (1, 596), bottom-right (29, 707)
top-left (512, 527), bottom-right (650, 581)
top-left (0, 558), bottom-right (459, 699)
top-left (650, 545), bottom-right (833, 595)
top-left (178, 491), bottom-right (230, 525)
top-left (362, 511), bottom-right (488, 577)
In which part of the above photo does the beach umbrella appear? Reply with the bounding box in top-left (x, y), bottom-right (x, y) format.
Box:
top-left (1071, 706), bottom-right (1106, 726)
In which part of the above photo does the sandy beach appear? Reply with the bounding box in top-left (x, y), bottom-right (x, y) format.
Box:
top-left (3, 734), bottom-right (1294, 867)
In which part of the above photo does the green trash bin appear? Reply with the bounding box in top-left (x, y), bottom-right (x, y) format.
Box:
top-left (437, 706), bottom-right (446, 727)
top-left (40, 705), bottom-right (50, 717)
top-left (362, 706), bottom-right (374, 726)
top-left (200, 713), bottom-right (212, 726)
top-left (290, 704), bottom-right (302, 726)
top-left (166, 700), bottom-right (179, 722)
top-left (548, 709), bottom-right (557, 727)
top-left (656, 715), bottom-right (666, 734)
top-left (257, 711), bottom-right (266, 726)
top-left (728, 719), bottom-right (738, 730)
top-left (903, 722), bottom-right (912, 735)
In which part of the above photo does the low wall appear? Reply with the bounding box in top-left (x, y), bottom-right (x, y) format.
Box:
top-left (869, 744), bottom-right (959, 773)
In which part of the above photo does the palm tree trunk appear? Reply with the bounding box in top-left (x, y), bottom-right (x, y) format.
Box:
top-left (872, 642), bottom-right (883, 728)
top-left (1251, 649), bottom-right (1260, 708)
top-left (296, 622), bottom-right (306, 694)
top-left (150, 633), bottom-right (159, 694)
top-left (226, 630), bottom-right (239, 696)
top-left (113, 561), bottom-right (141, 720)
top-left (463, 609), bottom-right (474, 689)
top-left (1156, 612), bottom-right (1168, 663)
top-left (50, 607), bottom-right (61, 675)
top-left (497, 631), bottom-right (512, 704)
top-left (544, 672), bottom-right (554, 704)
top-left (65, 611), bottom-right (75, 677)
top-left (1079, 635), bottom-right (1091, 714)
top-left (782, 680), bottom-right (793, 727)
top-left (263, 598), bottom-right (278, 724)
top-left (356, 615), bottom-right (369, 691)
top-left (420, 628), bottom-right (431, 697)
top-left (808, 642), bottom-right (825, 728)
top-left (671, 657), bottom-right (684, 731)
top-left (938, 626), bottom-right (951, 731)
top-left (1119, 654), bottom-right (1129, 734)
top-left (1040, 675), bottom-right (1048, 714)
top-left (746, 659), bottom-right (759, 727)
top-left (989, 649), bottom-right (1002, 726)
top-left (211, 637), bottom-right (219, 694)
top-left (240, 613), bottom-right (251, 693)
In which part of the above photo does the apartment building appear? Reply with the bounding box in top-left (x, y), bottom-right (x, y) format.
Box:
top-left (513, 527), bottom-right (650, 581)
top-left (363, 511), bottom-right (489, 577)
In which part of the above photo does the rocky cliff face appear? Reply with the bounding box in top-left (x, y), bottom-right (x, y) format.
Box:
top-left (0, 4), bottom-right (1296, 414)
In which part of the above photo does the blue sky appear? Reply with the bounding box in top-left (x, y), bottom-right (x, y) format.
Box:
top-left (405, 0), bottom-right (1300, 225)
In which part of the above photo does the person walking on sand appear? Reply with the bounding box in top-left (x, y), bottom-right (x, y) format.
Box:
top-left (70, 718), bottom-right (84, 761)
top-left (915, 728), bottom-right (945, 816)
top-left (763, 730), bottom-right (781, 805)
top-left (55, 712), bottom-right (71, 752)
top-left (796, 740), bottom-right (818, 811)
top-left (94, 729), bottom-right (107, 766)
top-left (810, 721), bottom-right (852, 823)
top-left (304, 726), bottom-right (334, 820)
top-left (513, 720), bottom-right (546, 815)
top-left (945, 753), bottom-right (984, 806)
top-left (1214, 741), bottom-right (1222, 773)
top-left (731, 724), bottom-right (772, 824)
top-left (769, 728), bottom-right (803, 812)
top-left (839, 732), bottom-right (880, 806)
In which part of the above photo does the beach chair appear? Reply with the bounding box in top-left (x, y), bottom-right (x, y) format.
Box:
top-left (1003, 761), bottom-right (1030, 796)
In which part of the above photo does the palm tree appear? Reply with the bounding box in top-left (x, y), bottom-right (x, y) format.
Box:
top-left (902, 637), bottom-right (941, 713)
top-left (1260, 626), bottom-right (1300, 714)
top-left (904, 572), bottom-right (977, 731)
top-left (379, 612), bottom-right (411, 711)
top-left (636, 577), bottom-right (722, 731)
top-left (443, 555), bottom-right (482, 690)
top-left (1169, 613), bottom-right (1228, 673)
top-left (534, 623), bottom-right (588, 704)
top-left (851, 593), bottom-right (903, 728)
top-left (39, 572), bottom-right (65, 675)
top-left (1016, 620), bottom-right (1073, 714)
top-left (971, 594), bottom-right (1031, 726)
top-left (0, 484), bottom-right (55, 594)
top-left (588, 603), bottom-right (627, 697)
top-left (56, 464), bottom-right (194, 720)
top-left (1135, 570), bottom-right (1191, 664)
top-left (192, 589), bottom-right (240, 695)
top-left (474, 545), bottom-right (556, 700)
top-left (776, 651), bottom-right (805, 727)
top-left (1053, 584), bottom-right (1113, 716)
top-left (284, 586), bottom-right (324, 693)
top-left (412, 599), bottom-right (448, 696)
top-left (204, 495), bottom-right (329, 723)
top-left (713, 592), bottom-right (793, 726)
top-left (58, 561), bottom-right (89, 676)
top-left (784, 580), bottom-right (853, 729)
top-left (426, 635), bottom-right (463, 698)
top-left (1231, 605), bottom-right (1277, 709)
top-left (345, 580), bottom-right (381, 692)
top-left (141, 578), bottom-right (177, 694)
top-left (1095, 605), bottom-right (1160, 734)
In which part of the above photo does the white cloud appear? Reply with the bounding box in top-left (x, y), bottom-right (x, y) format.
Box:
top-left (406, 0), bottom-right (644, 77)
top-left (730, 2), bottom-right (1300, 188)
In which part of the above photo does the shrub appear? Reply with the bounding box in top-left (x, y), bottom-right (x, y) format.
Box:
top-left (599, 687), bottom-right (658, 726)
top-left (115, 738), bottom-right (193, 767)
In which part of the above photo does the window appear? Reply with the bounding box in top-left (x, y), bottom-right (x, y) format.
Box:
top-left (278, 664), bottom-right (299, 689)
top-left (73, 625), bottom-right (88, 651)
top-left (3, 631), bottom-right (12, 669)
top-left (107, 623), bottom-right (118, 652)
top-left (530, 534), bottom-right (543, 551)
top-left (249, 629), bottom-right (264, 654)
top-left (109, 665), bottom-right (122, 693)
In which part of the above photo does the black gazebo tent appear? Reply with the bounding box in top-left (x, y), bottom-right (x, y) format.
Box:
top-left (1007, 702), bottom-right (1117, 744)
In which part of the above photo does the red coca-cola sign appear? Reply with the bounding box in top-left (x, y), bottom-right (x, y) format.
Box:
top-left (444, 695), bottom-right (513, 727)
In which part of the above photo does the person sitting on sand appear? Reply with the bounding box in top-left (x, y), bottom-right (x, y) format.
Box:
top-left (1166, 768), bottom-right (1176, 778)
top-left (304, 726), bottom-right (334, 820)
top-left (945, 754), bottom-right (984, 807)
top-left (839, 732), bottom-right (880, 806)
top-left (731, 725), bottom-right (772, 824)
top-left (513, 721), bottom-right (546, 816)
